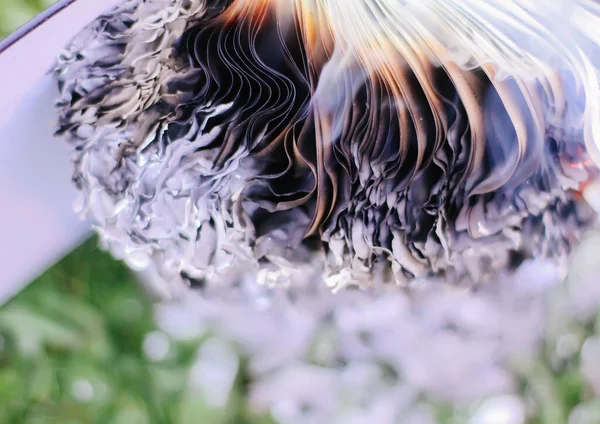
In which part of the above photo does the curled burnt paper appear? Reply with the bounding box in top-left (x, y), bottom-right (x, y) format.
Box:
top-left (53, 0), bottom-right (600, 294)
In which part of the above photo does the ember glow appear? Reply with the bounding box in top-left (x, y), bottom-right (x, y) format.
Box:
top-left (54, 0), bottom-right (600, 293)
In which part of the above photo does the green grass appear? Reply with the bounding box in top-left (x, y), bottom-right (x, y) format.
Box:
top-left (0, 237), bottom-right (275, 423)
top-left (0, 0), bottom-right (56, 38)
top-left (0, 237), bottom-right (274, 423)
top-left (0, 237), bottom-right (172, 423)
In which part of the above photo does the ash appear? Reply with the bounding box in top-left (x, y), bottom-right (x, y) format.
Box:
top-left (54, 0), bottom-right (600, 293)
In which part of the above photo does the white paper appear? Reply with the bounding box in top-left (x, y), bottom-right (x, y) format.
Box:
top-left (0, 74), bottom-right (91, 304)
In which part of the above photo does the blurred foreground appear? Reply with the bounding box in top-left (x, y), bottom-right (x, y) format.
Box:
top-left (0, 237), bottom-right (273, 423)
top-left (2, 234), bottom-right (600, 423)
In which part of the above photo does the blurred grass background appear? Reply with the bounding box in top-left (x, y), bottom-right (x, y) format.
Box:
top-left (0, 0), bottom-right (55, 36)
top-left (0, 237), bottom-right (271, 423)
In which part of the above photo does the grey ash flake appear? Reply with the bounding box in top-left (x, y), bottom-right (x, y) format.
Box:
top-left (54, 0), bottom-right (600, 294)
